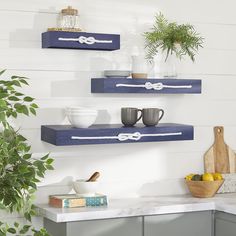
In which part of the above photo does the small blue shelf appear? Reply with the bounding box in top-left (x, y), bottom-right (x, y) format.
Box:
top-left (41, 123), bottom-right (194, 146)
top-left (42, 31), bottom-right (120, 51)
top-left (91, 78), bottom-right (201, 94)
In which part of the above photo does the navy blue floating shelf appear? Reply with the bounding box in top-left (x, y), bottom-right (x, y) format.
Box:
top-left (91, 78), bottom-right (201, 94)
top-left (41, 123), bottom-right (193, 146)
top-left (42, 31), bottom-right (120, 51)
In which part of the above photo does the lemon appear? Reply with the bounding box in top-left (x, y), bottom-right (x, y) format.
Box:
top-left (202, 173), bottom-right (214, 181)
top-left (213, 173), bottom-right (223, 180)
top-left (185, 174), bottom-right (195, 180)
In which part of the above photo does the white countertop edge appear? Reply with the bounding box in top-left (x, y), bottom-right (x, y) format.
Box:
top-left (37, 195), bottom-right (221, 223)
top-left (38, 208), bottom-right (59, 223)
top-left (55, 203), bottom-right (216, 222)
top-left (215, 202), bottom-right (236, 215)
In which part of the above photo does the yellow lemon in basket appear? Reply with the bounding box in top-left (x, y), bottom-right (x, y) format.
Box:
top-left (202, 173), bottom-right (214, 181)
top-left (185, 174), bottom-right (195, 181)
top-left (213, 173), bottom-right (223, 180)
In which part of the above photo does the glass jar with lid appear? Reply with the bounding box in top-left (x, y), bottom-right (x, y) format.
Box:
top-left (58, 6), bottom-right (79, 29)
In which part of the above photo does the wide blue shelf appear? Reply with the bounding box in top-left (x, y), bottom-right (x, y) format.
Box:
top-left (91, 78), bottom-right (201, 94)
top-left (41, 123), bottom-right (194, 146)
top-left (42, 31), bottom-right (120, 51)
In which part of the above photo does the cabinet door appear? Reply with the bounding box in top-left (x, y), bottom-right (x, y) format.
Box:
top-left (215, 211), bottom-right (236, 236)
top-left (44, 217), bottom-right (142, 236)
top-left (144, 211), bottom-right (212, 236)
top-left (215, 218), bottom-right (236, 236)
top-left (67, 217), bottom-right (142, 236)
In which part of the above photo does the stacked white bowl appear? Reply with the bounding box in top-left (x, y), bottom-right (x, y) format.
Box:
top-left (66, 106), bottom-right (98, 128)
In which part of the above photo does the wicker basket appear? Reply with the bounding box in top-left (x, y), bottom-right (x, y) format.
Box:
top-left (185, 179), bottom-right (224, 198)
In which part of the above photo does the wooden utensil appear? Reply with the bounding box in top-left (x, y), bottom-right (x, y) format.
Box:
top-left (204, 126), bottom-right (236, 173)
top-left (86, 172), bottom-right (100, 182)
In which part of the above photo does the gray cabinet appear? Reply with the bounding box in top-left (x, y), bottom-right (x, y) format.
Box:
top-left (215, 211), bottom-right (236, 236)
top-left (44, 210), bottom-right (236, 236)
top-left (44, 217), bottom-right (142, 236)
top-left (144, 211), bottom-right (213, 236)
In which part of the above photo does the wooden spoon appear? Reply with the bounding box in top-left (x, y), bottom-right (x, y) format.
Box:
top-left (86, 172), bottom-right (100, 182)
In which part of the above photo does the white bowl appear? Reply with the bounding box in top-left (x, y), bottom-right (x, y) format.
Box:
top-left (66, 109), bottom-right (97, 115)
top-left (67, 113), bottom-right (98, 117)
top-left (73, 180), bottom-right (99, 196)
top-left (68, 109), bottom-right (97, 112)
top-left (66, 109), bottom-right (98, 118)
top-left (68, 113), bottom-right (97, 128)
top-left (68, 113), bottom-right (97, 117)
top-left (66, 106), bottom-right (85, 110)
top-left (66, 106), bottom-right (97, 112)
top-left (67, 111), bottom-right (98, 114)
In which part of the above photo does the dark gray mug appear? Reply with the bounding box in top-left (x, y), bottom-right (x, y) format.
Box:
top-left (142, 108), bottom-right (164, 126)
top-left (121, 107), bottom-right (142, 126)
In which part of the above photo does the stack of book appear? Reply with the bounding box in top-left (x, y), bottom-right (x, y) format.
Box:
top-left (49, 194), bottom-right (108, 208)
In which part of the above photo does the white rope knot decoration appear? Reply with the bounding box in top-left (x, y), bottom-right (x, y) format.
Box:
top-left (118, 132), bottom-right (141, 141)
top-left (144, 82), bottom-right (163, 90)
top-left (71, 131), bottom-right (183, 142)
top-left (116, 82), bottom-right (192, 91)
top-left (58, 36), bottom-right (113, 45)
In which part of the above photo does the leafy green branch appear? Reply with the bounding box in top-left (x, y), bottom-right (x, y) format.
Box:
top-left (0, 69), bottom-right (38, 123)
top-left (0, 222), bottom-right (50, 236)
top-left (0, 70), bottom-right (54, 236)
top-left (144, 13), bottom-right (204, 62)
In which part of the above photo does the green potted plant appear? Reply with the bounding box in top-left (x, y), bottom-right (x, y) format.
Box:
top-left (0, 70), bottom-right (53, 236)
top-left (144, 13), bottom-right (204, 77)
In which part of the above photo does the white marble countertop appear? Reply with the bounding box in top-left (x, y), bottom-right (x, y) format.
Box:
top-left (37, 193), bottom-right (236, 223)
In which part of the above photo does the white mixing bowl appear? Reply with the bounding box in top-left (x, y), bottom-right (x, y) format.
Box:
top-left (73, 180), bottom-right (99, 196)
top-left (68, 113), bottom-right (97, 128)
top-left (66, 106), bottom-right (97, 113)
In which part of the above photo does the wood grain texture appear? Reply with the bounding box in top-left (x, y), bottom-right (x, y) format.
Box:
top-left (86, 172), bottom-right (100, 182)
top-left (186, 180), bottom-right (224, 198)
top-left (204, 126), bottom-right (236, 173)
top-left (228, 149), bottom-right (236, 173)
top-left (3, 0), bottom-right (236, 26)
top-left (214, 127), bottom-right (230, 173)
top-left (3, 48), bottom-right (236, 74)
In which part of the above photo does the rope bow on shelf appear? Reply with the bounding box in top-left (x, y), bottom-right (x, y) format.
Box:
top-left (71, 131), bottom-right (183, 142)
top-left (116, 82), bottom-right (192, 91)
top-left (58, 36), bottom-right (113, 45)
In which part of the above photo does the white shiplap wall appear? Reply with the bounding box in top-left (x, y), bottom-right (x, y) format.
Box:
top-left (1, 0), bottom-right (236, 228)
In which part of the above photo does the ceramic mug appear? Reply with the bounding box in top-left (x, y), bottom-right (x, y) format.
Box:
top-left (142, 108), bottom-right (164, 126)
top-left (121, 107), bottom-right (142, 126)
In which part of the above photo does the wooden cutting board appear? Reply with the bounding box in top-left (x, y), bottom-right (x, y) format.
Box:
top-left (204, 126), bottom-right (236, 173)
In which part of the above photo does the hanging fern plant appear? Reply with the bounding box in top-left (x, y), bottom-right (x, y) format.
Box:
top-left (144, 13), bottom-right (204, 62)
